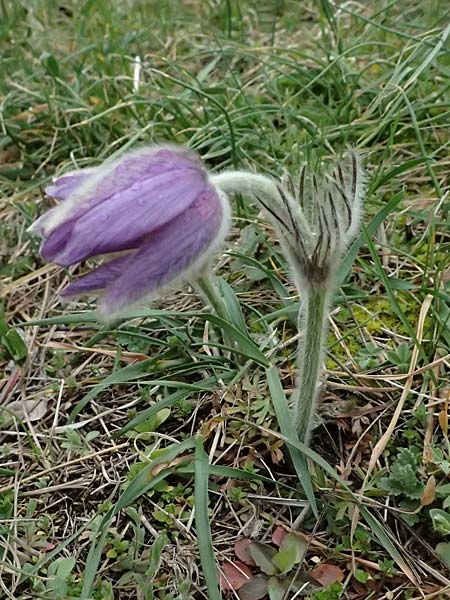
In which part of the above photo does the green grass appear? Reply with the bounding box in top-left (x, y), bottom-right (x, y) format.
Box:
top-left (1, 0), bottom-right (450, 598)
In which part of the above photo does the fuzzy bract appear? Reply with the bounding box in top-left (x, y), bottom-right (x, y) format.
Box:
top-left (211, 152), bottom-right (365, 294)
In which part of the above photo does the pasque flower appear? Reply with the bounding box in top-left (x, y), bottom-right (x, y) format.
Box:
top-left (31, 141), bottom-right (365, 448)
top-left (30, 146), bottom-right (231, 318)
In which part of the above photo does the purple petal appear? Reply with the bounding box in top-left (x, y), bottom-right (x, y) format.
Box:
top-left (45, 170), bottom-right (96, 201)
top-left (44, 146), bottom-right (203, 229)
top-left (32, 146), bottom-right (202, 240)
top-left (29, 170), bottom-right (97, 237)
top-left (44, 171), bottom-right (211, 266)
top-left (41, 147), bottom-right (212, 266)
top-left (61, 255), bottom-right (131, 296)
top-left (40, 218), bottom-right (76, 261)
top-left (87, 146), bottom-right (202, 201)
top-left (97, 188), bottom-right (226, 316)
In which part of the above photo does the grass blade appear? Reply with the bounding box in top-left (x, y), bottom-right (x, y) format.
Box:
top-left (336, 190), bottom-right (404, 288)
top-left (266, 366), bottom-right (318, 517)
top-left (194, 436), bottom-right (222, 600)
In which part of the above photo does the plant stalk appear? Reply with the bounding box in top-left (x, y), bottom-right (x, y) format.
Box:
top-left (295, 287), bottom-right (330, 445)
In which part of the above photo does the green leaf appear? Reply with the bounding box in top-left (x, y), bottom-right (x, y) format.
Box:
top-left (47, 556), bottom-right (76, 580)
top-left (44, 54), bottom-right (60, 78)
top-left (3, 329), bottom-right (28, 361)
top-left (194, 437), bottom-right (222, 600)
top-left (238, 575), bottom-right (268, 600)
top-left (248, 542), bottom-right (277, 575)
top-left (354, 568), bottom-right (369, 583)
top-left (378, 448), bottom-right (424, 499)
top-left (118, 389), bottom-right (193, 436)
top-left (273, 533), bottom-right (307, 574)
top-left (398, 500), bottom-right (421, 526)
top-left (430, 509), bottom-right (450, 535)
top-left (226, 251), bottom-right (292, 313)
top-left (436, 542), bottom-right (450, 567)
top-left (69, 357), bottom-right (157, 421)
top-left (0, 492), bottom-right (13, 520)
top-left (85, 430), bottom-right (100, 442)
top-left (369, 157), bottom-right (429, 194)
top-left (204, 313), bottom-right (269, 366)
top-left (23, 312), bottom-right (98, 326)
top-left (0, 312), bottom-right (27, 362)
top-left (212, 275), bottom-right (248, 333)
top-left (118, 370), bottom-right (238, 437)
top-left (147, 532), bottom-right (168, 578)
top-left (23, 309), bottom-right (269, 366)
top-left (72, 368), bottom-right (230, 424)
top-left (337, 190), bottom-right (403, 288)
top-left (267, 576), bottom-right (289, 600)
top-left (178, 463), bottom-right (297, 494)
top-left (266, 366), bottom-right (318, 516)
top-left (436, 483), bottom-right (450, 497)
top-left (134, 408), bottom-right (171, 433)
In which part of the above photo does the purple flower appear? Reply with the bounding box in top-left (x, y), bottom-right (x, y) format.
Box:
top-left (30, 146), bottom-right (231, 318)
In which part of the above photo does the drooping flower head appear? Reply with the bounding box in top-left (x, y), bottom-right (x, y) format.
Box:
top-left (30, 146), bottom-right (231, 319)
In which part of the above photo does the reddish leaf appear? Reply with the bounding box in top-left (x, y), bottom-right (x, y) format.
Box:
top-left (239, 574), bottom-right (268, 600)
top-left (218, 561), bottom-right (252, 590)
top-left (43, 543), bottom-right (56, 552)
top-left (234, 538), bottom-right (256, 566)
top-left (311, 563), bottom-right (344, 588)
top-left (272, 526), bottom-right (288, 547)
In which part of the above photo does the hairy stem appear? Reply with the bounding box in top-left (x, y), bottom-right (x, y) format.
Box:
top-left (295, 288), bottom-right (330, 445)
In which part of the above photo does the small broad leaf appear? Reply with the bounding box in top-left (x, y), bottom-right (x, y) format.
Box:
top-left (43, 54), bottom-right (60, 78)
top-left (430, 509), bottom-right (450, 535)
top-left (436, 483), bottom-right (450, 497)
top-left (273, 533), bottom-right (307, 574)
top-left (47, 556), bottom-right (76, 580)
top-left (135, 408), bottom-right (171, 433)
top-left (267, 576), bottom-right (289, 600)
top-left (311, 563), bottom-right (345, 588)
top-left (378, 448), bottom-right (424, 499)
top-left (85, 430), bottom-right (100, 442)
top-left (7, 398), bottom-right (48, 422)
top-left (218, 561), bottom-right (252, 590)
top-left (436, 542), bottom-right (450, 567)
top-left (234, 539), bottom-right (256, 566)
top-left (3, 328), bottom-right (28, 361)
top-left (248, 542), bottom-right (277, 575)
top-left (238, 574), bottom-right (268, 600)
